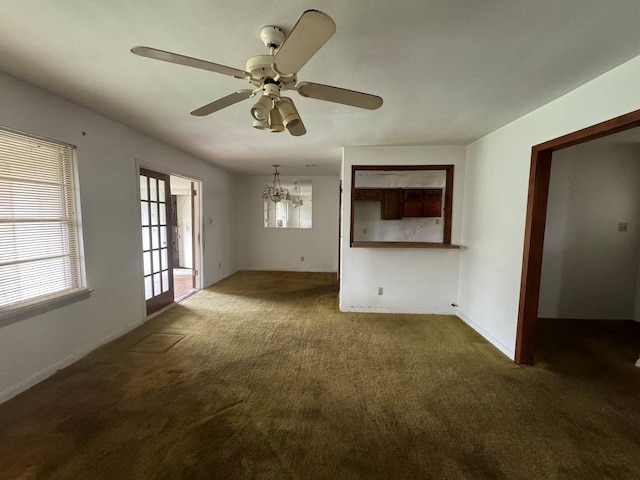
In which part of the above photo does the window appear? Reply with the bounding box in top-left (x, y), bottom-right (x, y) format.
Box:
top-left (350, 165), bottom-right (457, 248)
top-left (264, 178), bottom-right (312, 228)
top-left (0, 127), bottom-right (87, 317)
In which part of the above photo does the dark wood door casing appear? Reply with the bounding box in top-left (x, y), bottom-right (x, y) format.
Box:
top-left (515, 108), bottom-right (640, 364)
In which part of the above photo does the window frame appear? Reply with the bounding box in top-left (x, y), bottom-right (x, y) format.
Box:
top-left (350, 164), bottom-right (458, 248)
top-left (0, 126), bottom-right (90, 325)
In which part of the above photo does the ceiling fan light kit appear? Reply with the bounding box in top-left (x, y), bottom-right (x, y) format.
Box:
top-left (268, 107), bottom-right (285, 133)
top-left (251, 95), bottom-right (272, 121)
top-left (131, 9), bottom-right (383, 137)
top-left (277, 97), bottom-right (301, 130)
top-left (252, 118), bottom-right (269, 130)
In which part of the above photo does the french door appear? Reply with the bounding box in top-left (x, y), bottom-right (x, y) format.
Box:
top-left (140, 168), bottom-right (174, 314)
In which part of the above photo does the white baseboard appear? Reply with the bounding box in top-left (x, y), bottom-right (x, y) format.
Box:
top-left (0, 316), bottom-right (145, 405)
top-left (456, 310), bottom-right (515, 360)
top-left (339, 304), bottom-right (455, 315)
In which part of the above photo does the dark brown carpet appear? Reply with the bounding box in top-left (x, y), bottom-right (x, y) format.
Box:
top-left (1, 271), bottom-right (639, 479)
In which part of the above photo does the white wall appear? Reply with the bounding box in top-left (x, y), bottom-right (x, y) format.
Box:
top-left (0, 72), bottom-right (236, 403)
top-left (340, 146), bottom-right (466, 314)
top-left (539, 143), bottom-right (640, 320)
top-left (459, 54), bottom-right (640, 359)
top-left (353, 203), bottom-right (444, 243)
top-left (234, 175), bottom-right (339, 272)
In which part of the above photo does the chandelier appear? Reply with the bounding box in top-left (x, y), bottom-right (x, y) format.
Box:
top-left (290, 181), bottom-right (304, 207)
top-left (262, 164), bottom-right (290, 203)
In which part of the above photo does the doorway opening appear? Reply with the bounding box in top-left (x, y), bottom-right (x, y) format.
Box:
top-left (169, 175), bottom-right (200, 301)
top-left (139, 168), bottom-right (202, 316)
top-left (516, 108), bottom-right (640, 364)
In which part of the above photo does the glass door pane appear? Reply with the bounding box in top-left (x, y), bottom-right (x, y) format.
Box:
top-left (140, 169), bottom-right (174, 315)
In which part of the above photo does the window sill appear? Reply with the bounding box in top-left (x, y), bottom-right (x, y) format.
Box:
top-left (0, 288), bottom-right (93, 327)
top-left (351, 241), bottom-right (461, 249)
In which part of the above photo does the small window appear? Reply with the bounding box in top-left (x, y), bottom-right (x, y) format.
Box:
top-left (0, 127), bottom-right (87, 316)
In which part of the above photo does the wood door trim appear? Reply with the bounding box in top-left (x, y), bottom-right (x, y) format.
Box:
top-left (515, 108), bottom-right (640, 364)
top-left (338, 180), bottom-right (342, 283)
top-left (140, 168), bottom-right (174, 315)
top-left (190, 181), bottom-right (196, 289)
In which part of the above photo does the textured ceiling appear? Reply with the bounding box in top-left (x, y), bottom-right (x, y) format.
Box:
top-left (1, 0), bottom-right (640, 175)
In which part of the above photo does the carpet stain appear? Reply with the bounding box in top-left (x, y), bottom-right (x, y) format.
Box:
top-left (128, 333), bottom-right (186, 354)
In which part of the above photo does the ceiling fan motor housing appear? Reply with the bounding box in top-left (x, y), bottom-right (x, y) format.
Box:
top-left (262, 82), bottom-right (280, 98)
top-left (259, 26), bottom-right (285, 50)
top-left (246, 55), bottom-right (296, 89)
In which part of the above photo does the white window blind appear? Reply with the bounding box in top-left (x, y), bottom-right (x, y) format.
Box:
top-left (0, 127), bottom-right (86, 311)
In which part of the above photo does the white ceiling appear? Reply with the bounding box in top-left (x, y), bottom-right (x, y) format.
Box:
top-left (1, 1), bottom-right (640, 175)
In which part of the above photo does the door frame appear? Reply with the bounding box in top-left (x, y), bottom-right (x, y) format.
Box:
top-left (190, 181), bottom-right (197, 289)
top-left (140, 168), bottom-right (175, 315)
top-left (136, 162), bottom-right (204, 318)
top-left (515, 108), bottom-right (640, 364)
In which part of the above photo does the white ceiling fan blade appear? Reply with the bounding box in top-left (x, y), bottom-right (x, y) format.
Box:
top-left (131, 46), bottom-right (251, 79)
top-left (296, 82), bottom-right (383, 110)
top-left (272, 10), bottom-right (336, 77)
top-left (190, 90), bottom-right (253, 116)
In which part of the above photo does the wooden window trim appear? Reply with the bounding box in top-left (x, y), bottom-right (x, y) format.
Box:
top-left (350, 165), bottom-right (454, 247)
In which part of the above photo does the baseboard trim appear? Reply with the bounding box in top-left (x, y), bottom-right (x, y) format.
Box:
top-left (339, 305), bottom-right (455, 315)
top-left (456, 310), bottom-right (515, 361)
top-left (0, 316), bottom-right (145, 405)
top-left (236, 268), bottom-right (338, 274)
top-left (539, 315), bottom-right (636, 321)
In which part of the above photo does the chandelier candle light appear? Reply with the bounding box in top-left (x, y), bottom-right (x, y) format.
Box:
top-left (263, 164), bottom-right (290, 203)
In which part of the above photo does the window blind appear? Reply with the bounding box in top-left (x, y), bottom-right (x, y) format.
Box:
top-left (0, 127), bottom-right (86, 310)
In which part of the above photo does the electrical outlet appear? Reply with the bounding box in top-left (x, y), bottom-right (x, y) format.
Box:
top-left (218, 262), bottom-right (221, 269)
top-left (301, 256), bottom-right (304, 262)
top-left (363, 228), bottom-right (367, 234)
top-left (378, 287), bottom-right (383, 295)
top-left (619, 222), bottom-right (628, 232)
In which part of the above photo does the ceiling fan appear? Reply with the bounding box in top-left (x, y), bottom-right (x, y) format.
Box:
top-left (131, 9), bottom-right (383, 136)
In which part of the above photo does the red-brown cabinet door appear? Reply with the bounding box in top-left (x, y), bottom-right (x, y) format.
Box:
top-left (140, 168), bottom-right (174, 315)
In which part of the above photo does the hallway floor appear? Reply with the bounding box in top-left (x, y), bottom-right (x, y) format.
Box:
top-left (173, 267), bottom-right (195, 299)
